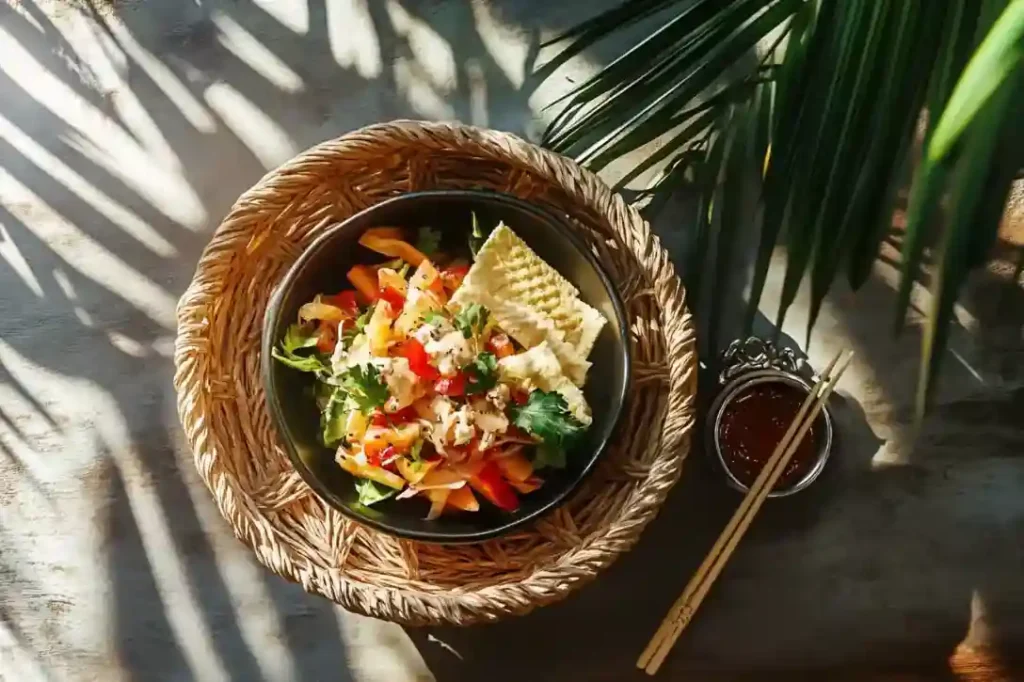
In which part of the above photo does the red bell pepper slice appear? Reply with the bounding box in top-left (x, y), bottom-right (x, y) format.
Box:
top-left (322, 290), bottom-right (360, 316)
top-left (389, 406), bottom-right (418, 423)
top-left (364, 441), bottom-right (384, 468)
top-left (470, 461), bottom-right (520, 512)
top-left (378, 285), bottom-right (405, 313)
top-left (373, 406), bottom-right (417, 426)
top-left (440, 264), bottom-right (470, 291)
top-left (396, 339), bottom-right (439, 380)
top-left (379, 445), bottom-right (400, 470)
top-left (433, 373), bottom-right (466, 397)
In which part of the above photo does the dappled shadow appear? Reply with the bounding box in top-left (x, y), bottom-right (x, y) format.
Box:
top-left (560, 61), bottom-right (1024, 679)
top-left (0, 0), bottom-right (562, 678)
top-left (2, 0), bottom-right (1022, 680)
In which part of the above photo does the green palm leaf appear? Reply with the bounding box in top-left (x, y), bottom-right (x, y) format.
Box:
top-left (917, 83), bottom-right (1021, 415)
top-left (929, 0), bottom-right (1024, 161)
top-left (538, 0), bottom-right (1024, 417)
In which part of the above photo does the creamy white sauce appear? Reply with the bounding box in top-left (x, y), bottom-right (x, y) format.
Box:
top-left (424, 330), bottom-right (474, 377)
top-left (382, 357), bottom-right (419, 409)
top-left (452, 404), bottom-right (476, 446)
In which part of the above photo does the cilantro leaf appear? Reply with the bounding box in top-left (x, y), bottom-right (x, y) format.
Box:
top-left (508, 389), bottom-right (585, 469)
top-left (339, 364), bottom-right (389, 413)
top-left (272, 349), bottom-right (329, 373)
top-left (463, 352), bottom-right (498, 395)
top-left (354, 478), bottom-right (396, 506)
top-left (421, 309), bottom-right (448, 325)
top-left (415, 226), bottom-right (442, 256)
top-left (409, 440), bottom-right (424, 461)
top-left (453, 303), bottom-right (489, 339)
top-left (321, 388), bottom-right (348, 447)
top-left (379, 258), bottom-right (410, 278)
top-left (272, 323), bottom-right (329, 373)
top-left (353, 307), bottom-right (372, 331)
top-left (282, 323), bottom-right (319, 353)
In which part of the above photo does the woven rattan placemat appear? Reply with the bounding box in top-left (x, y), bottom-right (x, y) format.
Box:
top-left (173, 120), bottom-right (697, 625)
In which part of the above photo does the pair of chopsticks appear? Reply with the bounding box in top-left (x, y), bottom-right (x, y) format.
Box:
top-left (637, 349), bottom-right (854, 675)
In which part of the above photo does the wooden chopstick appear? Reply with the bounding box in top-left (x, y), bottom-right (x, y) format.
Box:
top-left (638, 350), bottom-right (854, 675)
top-left (636, 349), bottom-right (844, 670)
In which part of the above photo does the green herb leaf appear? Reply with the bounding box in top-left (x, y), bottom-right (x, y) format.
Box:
top-left (321, 388), bottom-right (348, 447)
top-left (421, 309), bottom-right (449, 325)
top-left (272, 324), bottom-right (329, 373)
top-left (453, 303), bottom-right (489, 339)
top-left (282, 323), bottom-right (319, 353)
top-left (380, 259), bottom-right (411, 278)
top-left (463, 352), bottom-right (498, 395)
top-left (339, 364), bottom-right (389, 414)
top-left (354, 308), bottom-right (372, 331)
top-left (409, 440), bottom-right (424, 462)
top-left (508, 389), bottom-right (585, 469)
top-left (271, 348), bottom-right (329, 373)
top-left (415, 226), bottom-right (442, 256)
top-left (354, 478), bottom-right (397, 507)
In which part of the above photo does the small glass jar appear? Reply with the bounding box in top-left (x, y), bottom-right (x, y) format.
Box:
top-left (705, 338), bottom-right (835, 497)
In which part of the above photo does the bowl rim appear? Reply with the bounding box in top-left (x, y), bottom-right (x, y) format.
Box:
top-left (261, 189), bottom-right (633, 543)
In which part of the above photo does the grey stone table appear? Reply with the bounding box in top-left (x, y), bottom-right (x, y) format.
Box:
top-left (1, 2), bottom-right (1022, 681)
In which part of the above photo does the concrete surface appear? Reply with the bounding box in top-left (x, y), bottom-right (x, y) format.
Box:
top-left (1, 1), bottom-right (1022, 681)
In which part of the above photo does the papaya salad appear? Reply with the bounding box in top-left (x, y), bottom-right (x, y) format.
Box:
top-left (272, 220), bottom-right (605, 518)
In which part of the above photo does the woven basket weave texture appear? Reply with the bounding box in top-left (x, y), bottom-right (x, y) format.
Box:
top-left (173, 120), bottom-right (697, 625)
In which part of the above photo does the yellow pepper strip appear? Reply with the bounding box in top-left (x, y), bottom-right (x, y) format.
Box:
top-left (377, 267), bottom-right (408, 295)
top-left (446, 486), bottom-right (479, 512)
top-left (358, 233), bottom-right (427, 267)
top-left (396, 458), bottom-right (438, 485)
top-left (298, 301), bottom-right (348, 324)
top-left (494, 451), bottom-right (533, 483)
top-left (362, 423), bottom-right (421, 452)
top-left (338, 456), bottom-right (405, 490)
top-left (346, 264), bottom-right (379, 304)
top-left (425, 488), bottom-right (450, 520)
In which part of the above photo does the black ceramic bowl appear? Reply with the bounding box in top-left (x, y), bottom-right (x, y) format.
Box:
top-left (261, 190), bottom-right (631, 543)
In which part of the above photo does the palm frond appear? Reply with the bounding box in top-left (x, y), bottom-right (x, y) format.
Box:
top-left (708, 105), bottom-right (757, 355)
top-left (929, 0), bottom-right (1024, 160)
top-left (543, 0), bottom-right (799, 163)
top-left (917, 85), bottom-right (1020, 414)
top-left (536, 0), bottom-right (683, 77)
top-left (895, 0), bottom-right (980, 333)
top-left (745, 0), bottom-right (836, 332)
top-left (903, 0), bottom-right (1024, 414)
top-left (538, 0), bottom-right (1024, 417)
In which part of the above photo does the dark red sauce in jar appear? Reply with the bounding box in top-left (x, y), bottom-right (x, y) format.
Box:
top-left (717, 382), bottom-right (820, 490)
